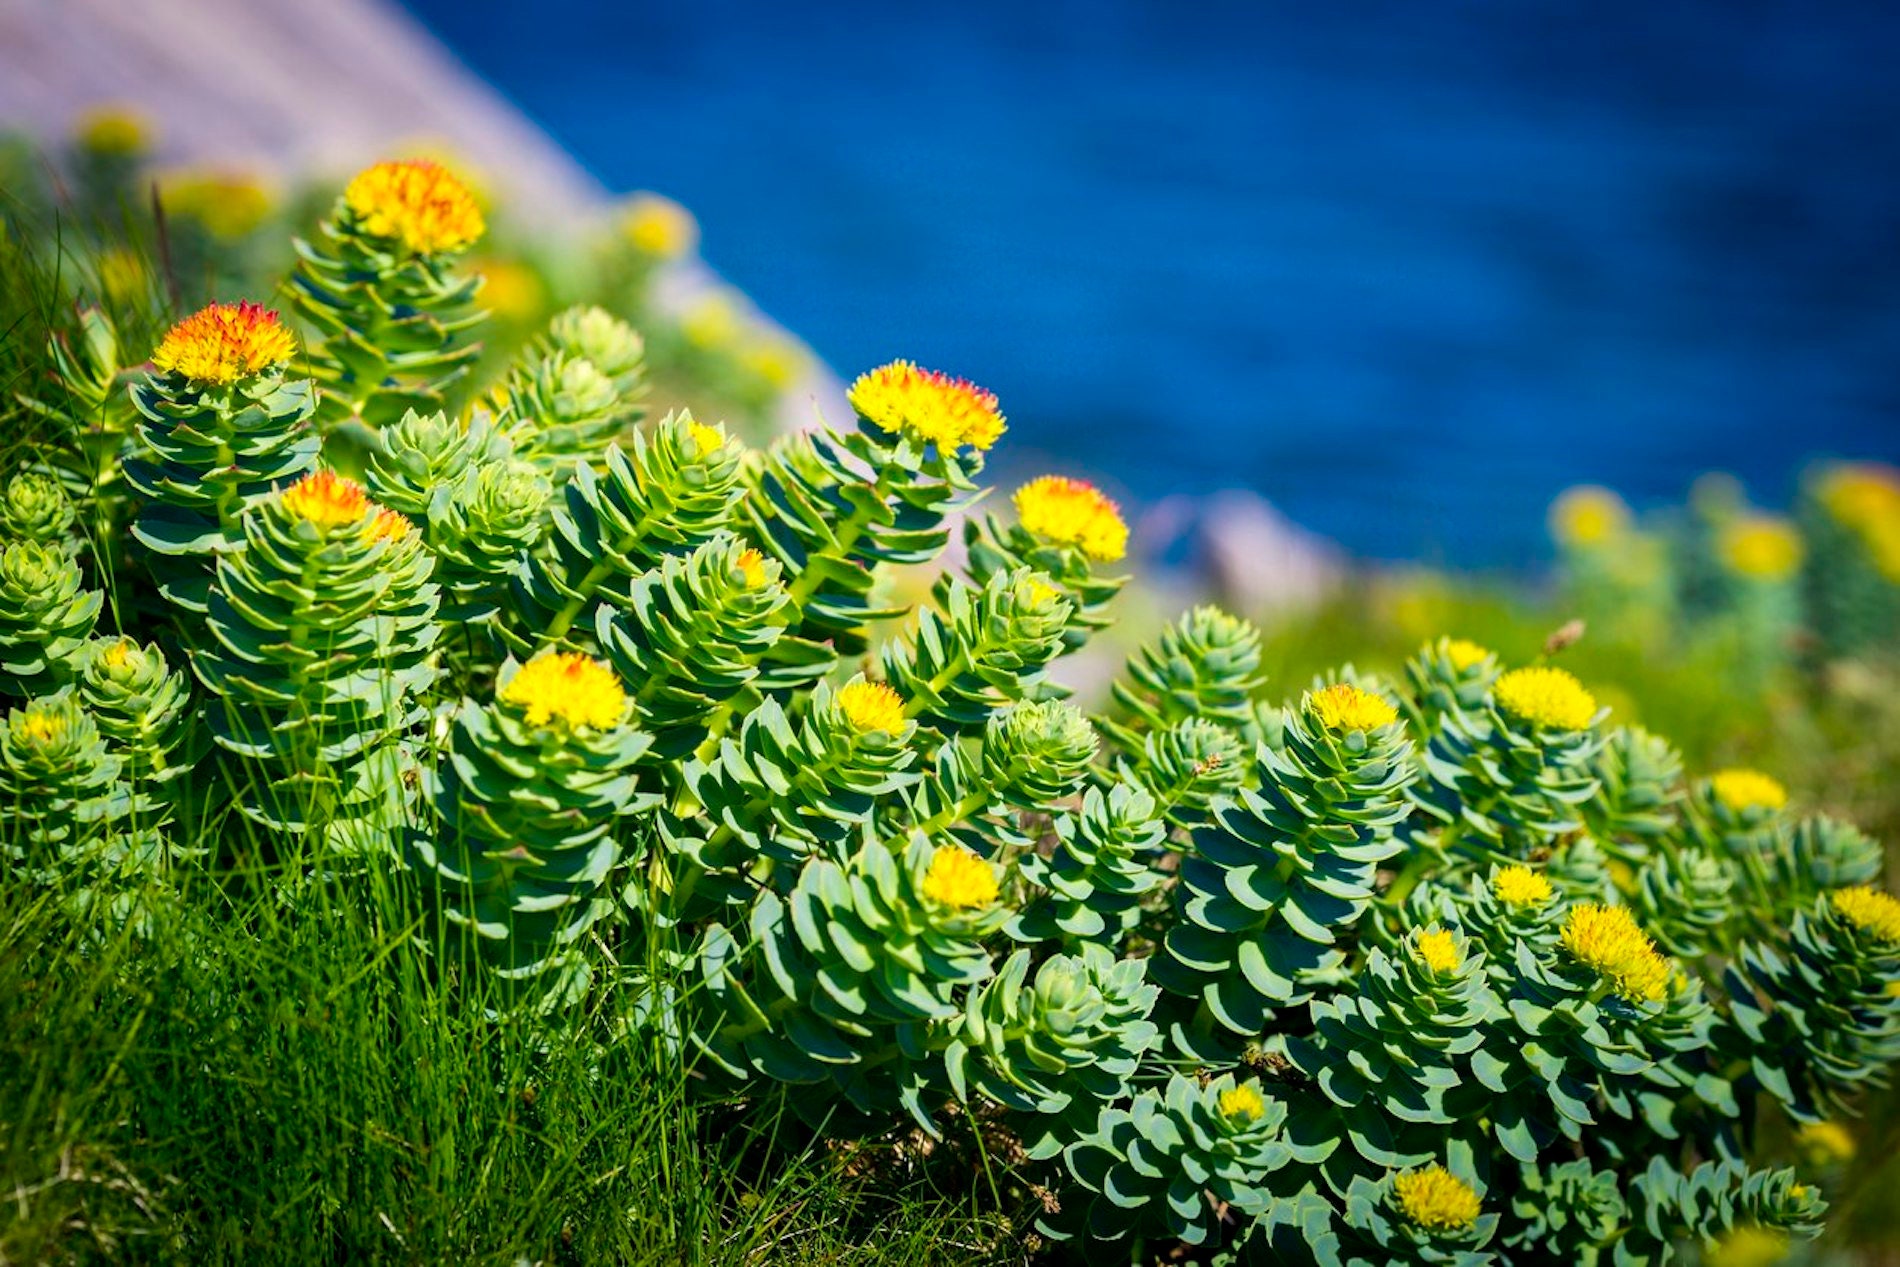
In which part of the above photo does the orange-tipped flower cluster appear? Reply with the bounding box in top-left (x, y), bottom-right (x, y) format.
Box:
top-left (847, 360), bottom-right (1006, 452)
top-left (1013, 475), bottom-right (1129, 562)
top-left (281, 471), bottom-right (371, 530)
top-left (343, 159), bottom-right (485, 255)
top-left (151, 301), bottom-right (297, 385)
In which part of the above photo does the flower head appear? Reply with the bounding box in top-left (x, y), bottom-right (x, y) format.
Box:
top-left (1219, 1083), bottom-right (1267, 1123)
top-left (280, 471), bottom-right (371, 530)
top-left (848, 360), bottom-right (1006, 452)
top-left (1494, 665), bottom-right (1597, 732)
top-left (1550, 485), bottom-right (1630, 548)
top-left (1720, 516), bottom-right (1804, 581)
top-left (343, 159), bottom-right (484, 255)
top-left (683, 293), bottom-right (742, 350)
top-left (620, 192), bottom-right (699, 259)
top-left (1308, 682), bottom-right (1399, 734)
top-left (500, 653), bottom-right (627, 731)
top-left (362, 507), bottom-right (415, 545)
top-left (160, 169), bottom-right (273, 240)
top-left (102, 638), bottom-right (136, 670)
top-left (736, 548), bottom-right (768, 590)
top-left (837, 681), bottom-right (907, 735)
top-left (15, 703), bottom-right (71, 746)
top-left (1830, 886), bottom-right (1900, 945)
top-left (75, 105), bottom-right (150, 156)
top-left (686, 419), bottom-right (726, 457)
top-left (920, 845), bottom-right (998, 909)
top-left (1492, 866), bottom-right (1554, 908)
top-left (1392, 1166), bottom-right (1481, 1232)
top-left (1012, 475), bottom-right (1129, 562)
top-left (1414, 927), bottom-right (1462, 976)
top-left (1561, 903), bottom-right (1671, 1002)
top-left (1444, 638), bottom-right (1492, 671)
top-left (1816, 463), bottom-right (1900, 532)
top-left (151, 301), bottom-right (296, 385)
top-left (1703, 1225), bottom-right (1789, 1267)
top-left (1794, 1120), bottom-right (1856, 1166)
top-left (1710, 768), bottom-right (1788, 815)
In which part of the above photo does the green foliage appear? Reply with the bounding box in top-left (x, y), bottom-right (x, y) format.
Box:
top-left (498, 303), bottom-right (648, 473)
top-left (0, 538), bottom-right (100, 693)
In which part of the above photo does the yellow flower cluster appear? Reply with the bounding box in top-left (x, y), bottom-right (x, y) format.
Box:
top-left (1391, 1166), bottom-right (1481, 1232)
top-left (1549, 485), bottom-right (1630, 548)
top-left (837, 681), bottom-right (907, 735)
top-left (343, 159), bottom-right (485, 255)
top-left (1817, 462), bottom-right (1900, 582)
top-left (1443, 638), bottom-right (1492, 671)
top-left (1719, 516), bottom-right (1804, 581)
top-left (736, 548), bottom-right (768, 590)
top-left (1830, 886), bottom-right (1900, 945)
top-left (15, 705), bottom-right (69, 745)
top-left (1012, 475), bottom-right (1129, 562)
top-left (1413, 928), bottom-right (1462, 976)
top-left (847, 360), bottom-right (1006, 452)
top-left (500, 653), bottom-right (628, 731)
top-left (1709, 768), bottom-right (1788, 815)
top-left (1561, 903), bottom-right (1671, 1002)
top-left (1218, 1084), bottom-right (1267, 1122)
top-left (1308, 682), bottom-right (1399, 733)
top-left (620, 192), bottom-right (699, 259)
top-left (151, 301), bottom-right (297, 385)
top-left (1492, 866), bottom-right (1554, 908)
top-left (281, 471), bottom-right (371, 530)
top-left (75, 104), bottom-right (150, 156)
top-left (686, 420), bottom-right (726, 457)
top-left (1703, 1225), bottom-right (1789, 1267)
top-left (1794, 1120), bottom-right (1856, 1166)
top-left (1494, 665), bottom-right (1597, 732)
top-left (160, 169), bottom-right (274, 240)
top-left (920, 845), bottom-right (998, 909)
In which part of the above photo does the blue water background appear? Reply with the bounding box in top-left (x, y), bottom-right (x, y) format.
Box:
top-left (403, 0), bottom-right (1900, 568)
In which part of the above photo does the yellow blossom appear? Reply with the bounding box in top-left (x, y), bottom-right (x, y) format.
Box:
top-left (686, 419), bottom-right (726, 457)
top-left (1494, 666), bottom-right (1598, 732)
top-left (620, 192), bottom-right (699, 259)
top-left (1719, 516), bottom-right (1804, 581)
top-left (1794, 1120), bottom-right (1855, 1166)
top-left (920, 846), bottom-right (998, 909)
top-left (1443, 638), bottom-right (1492, 671)
top-left (1391, 1166), bottom-right (1481, 1232)
top-left (736, 548), bottom-right (768, 589)
top-left (1493, 866), bottom-right (1554, 908)
top-left (151, 301), bottom-right (296, 385)
top-left (848, 359), bottom-right (1006, 452)
top-left (160, 169), bottom-right (274, 240)
top-left (17, 707), bottom-right (67, 744)
top-left (1414, 928), bottom-right (1462, 976)
top-left (1013, 475), bottom-right (1129, 562)
top-left (1308, 682), bottom-right (1399, 733)
top-left (280, 471), bottom-right (370, 530)
top-left (470, 256), bottom-right (545, 322)
top-left (500, 653), bottom-right (627, 731)
top-left (1549, 485), bottom-right (1630, 548)
top-left (75, 105), bottom-right (151, 156)
top-left (101, 639), bottom-right (136, 670)
top-left (682, 294), bottom-right (742, 350)
top-left (1561, 903), bottom-right (1671, 1002)
top-left (1830, 886), bottom-right (1900, 945)
top-left (1816, 463), bottom-right (1900, 533)
top-left (1219, 1084), bottom-right (1266, 1122)
top-left (362, 507), bottom-right (415, 544)
top-left (96, 247), bottom-right (147, 305)
top-left (1709, 769), bottom-right (1788, 815)
top-left (1703, 1225), bottom-right (1788, 1267)
top-left (739, 335), bottom-right (805, 390)
top-left (837, 681), bottom-right (907, 735)
top-left (343, 159), bottom-right (484, 255)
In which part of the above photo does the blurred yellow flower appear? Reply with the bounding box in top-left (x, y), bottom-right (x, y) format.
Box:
top-left (470, 257), bottom-right (545, 322)
top-left (1709, 768), bottom-right (1787, 815)
top-left (160, 169), bottom-right (274, 240)
top-left (1719, 516), bottom-right (1804, 581)
top-left (682, 293), bottom-right (743, 351)
top-left (96, 247), bottom-right (146, 304)
top-left (1794, 1120), bottom-right (1855, 1166)
top-left (75, 104), bottom-right (151, 156)
top-left (1549, 485), bottom-right (1630, 548)
top-left (738, 335), bottom-right (807, 391)
top-left (621, 192), bottom-right (699, 259)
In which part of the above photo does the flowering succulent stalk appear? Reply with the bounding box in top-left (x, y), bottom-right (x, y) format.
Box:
top-left (414, 653), bottom-right (652, 999)
top-left (1403, 635), bottom-right (1499, 738)
top-left (193, 472), bottom-right (438, 847)
top-left (0, 539), bottom-right (101, 695)
top-left (123, 302), bottom-right (319, 614)
top-left (877, 566), bottom-right (1073, 731)
top-left (0, 472), bottom-right (78, 547)
top-left (76, 636), bottom-right (191, 832)
top-left (1800, 462), bottom-right (1900, 656)
top-left (292, 159), bottom-right (487, 429)
top-left (0, 692), bottom-right (121, 864)
top-left (1156, 682), bottom-right (1413, 1047)
top-left (1117, 715), bottom-right (1248, 829)
top-left (743, 360), bottom-right (1001, 660)
top-left (1011, 780), bottom-right (1166, 945)
top-left (17, 307), bottom-right (142, 509)
top-left (958, 474), bottom-right (1130, 647)
top-left (1103, 604), bottom-right (1267, 762)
